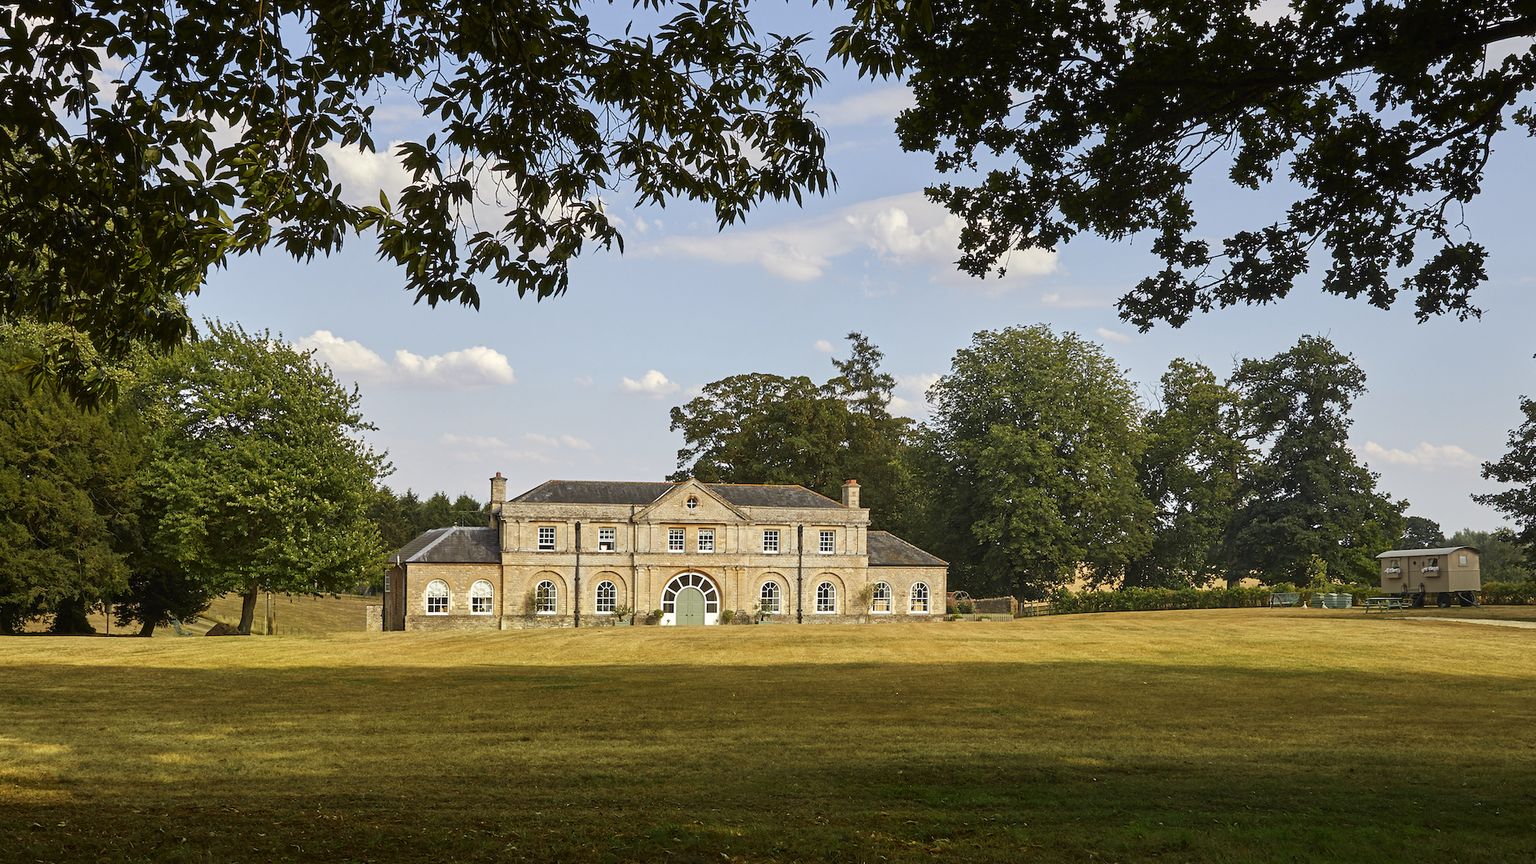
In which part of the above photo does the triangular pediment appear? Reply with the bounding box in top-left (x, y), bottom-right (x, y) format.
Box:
top-left (635, 479), bottom-right (749, 523)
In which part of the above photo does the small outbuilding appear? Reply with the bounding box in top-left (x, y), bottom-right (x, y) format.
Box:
top-left (1375, 546), bottom-right (1480, 606)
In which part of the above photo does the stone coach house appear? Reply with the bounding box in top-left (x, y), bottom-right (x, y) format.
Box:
top-left (376, 475), bottom-right (947, 630)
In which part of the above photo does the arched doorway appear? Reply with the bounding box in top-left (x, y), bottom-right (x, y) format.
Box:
top-left (661, 572), bottom-right (719, 626)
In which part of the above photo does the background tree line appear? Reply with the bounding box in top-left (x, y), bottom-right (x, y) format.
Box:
top-left (0, 320), bottom-right (472, 636)
top-left (674, 331), bottom-right (1536, 599)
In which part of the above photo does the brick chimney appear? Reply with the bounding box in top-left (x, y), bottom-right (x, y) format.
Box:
top-left (842, 479), bottom-right (860, 509)
top-left (489, 471), bottom-right (507, 518)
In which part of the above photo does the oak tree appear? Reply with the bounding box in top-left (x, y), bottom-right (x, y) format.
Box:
top-left (1221, 335), bottom-right (1403, 584)
top-left (836, 0), bottom-right (1536, 327)
top-left (3, 0), bottom-right (834, 401)
top-left (921, 325), bottom-right (1151, 596)
top-left (138, 321), bottom-right (387, 633)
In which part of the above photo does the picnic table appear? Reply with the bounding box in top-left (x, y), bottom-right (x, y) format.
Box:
top-left (1362, 596), bottom-right (1407, 612)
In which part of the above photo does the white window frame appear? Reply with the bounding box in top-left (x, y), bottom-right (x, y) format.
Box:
top-left (534, 580), bottom-right (557, 615)
top-left (697, 528), bottom-right (715, 553)
top-left (910, 582), bottom-right (930, 614)
top-left (597, 527), bottom-right (616, 552)
top-left (667, 527), bottom-right (686, 553)
top-left (537, 525), bottom-right (556, 551)
top-left (469, 580), bottom-right (494, 615)
top-left (870, 581), bottom-right (892, 613)
top-left (759, 581), bottom-right (781, 614)
top-left (762, 529), bottom-right (780, 554)
top-left (595, 580), bottom-right (617, 614)
top-left (815, 581), bottom-right (836, 614)
top-left (1459, 554), bottom-right (1468, 566)
top-left (819, 530), bottom-right (836, 555)
top-left (686, 496), bottom-right (699, 511)
top-left (425, 579), bottom-right (450, 615)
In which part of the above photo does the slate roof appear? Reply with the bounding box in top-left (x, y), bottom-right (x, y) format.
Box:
top-left (391, 526), bottom-right (500, 564)
top-left (1376, 546), bottom-right (1477, 559)
top-left (510, 479), bottom-right (843, 509)
top-left (867, 530), bottom-right (947, 568)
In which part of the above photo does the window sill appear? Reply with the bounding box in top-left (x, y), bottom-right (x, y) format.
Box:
top-left (425, 611), bottom-right (448, 616)
top-left (870, 610), bottom-right (892, 615)
top-left (469, 611), bottom-right (493, 616)
top-left (535, 611), bottom-right (558, 616)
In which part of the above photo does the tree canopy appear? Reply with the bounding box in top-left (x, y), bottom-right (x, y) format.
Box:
top-left (3, 0), bottom-right (834, 401)
top-left (1474, 394), bottom-right (1536, 571)
top-left (920, 325), bottom-right (1151, 596)
top-left (1125, 359), bottom-right (1248, 588)
top-left (1222, 335), bottom-right (1403, 584)
top-left (836, 0), bottom-right (1536, 327)
top-left (136, 322), bottom-right (388, 633)
top-left (669, 332), bottom-right (914, 527)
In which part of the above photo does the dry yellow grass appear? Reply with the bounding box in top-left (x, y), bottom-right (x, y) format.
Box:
top-left (2, 609), bottom-right (1533, 863)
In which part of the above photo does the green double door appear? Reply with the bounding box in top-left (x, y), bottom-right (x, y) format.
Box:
top-left (675, 587), bottom-right (706, 626)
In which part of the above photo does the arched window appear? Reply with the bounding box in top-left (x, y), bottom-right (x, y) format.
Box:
top-left (759, 581), bottom-right (781, 614)
top-left (534, 580), bottom-right (557, 615)
top-left (910, 582), bottom-right (930, 614)
top-left (870, 581), bottom-right (892, 613)
top-left (469, 580), bottom-right (494, 615)
top-left (815, 581), bottom-right (836, 614)
top-left (424, 580), bottom-right (450, 615)
top-left (660, 572), bottom-right (719, 615)
top-left (595, 580), bottom-right (617, 614)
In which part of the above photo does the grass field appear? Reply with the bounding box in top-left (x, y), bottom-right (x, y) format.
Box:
top-left (3, 610), bottom-right (1534, 863)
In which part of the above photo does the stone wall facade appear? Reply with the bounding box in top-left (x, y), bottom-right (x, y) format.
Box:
top-left (387, 477), bottom-right (947, 631)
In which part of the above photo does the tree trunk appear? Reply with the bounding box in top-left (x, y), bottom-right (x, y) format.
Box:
top-left (137, 616), bottom-right (158, 637)
top-left (237, 585), bottom-right (259, 634)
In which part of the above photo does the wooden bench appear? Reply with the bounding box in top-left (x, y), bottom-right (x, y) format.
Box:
top-left (1362, 596), bottom-right (1407, 612)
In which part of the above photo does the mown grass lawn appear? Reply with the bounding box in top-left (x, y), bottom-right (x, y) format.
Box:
top-left (2, 610), bottom-right (1533, 863)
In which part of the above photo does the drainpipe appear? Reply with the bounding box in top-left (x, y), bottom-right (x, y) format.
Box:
top-left (796, 524), bottom-right (804, 624)
top-left (574, 521), bottom-right (582, 629)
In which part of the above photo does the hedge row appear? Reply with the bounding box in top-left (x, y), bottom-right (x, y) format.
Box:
top-left (1044, 581), bottom-right (1536, 615)
top-left (1482, 581), bottom-right (1536, 605)
top-left (1048, 586), bottom-right (1273, 614)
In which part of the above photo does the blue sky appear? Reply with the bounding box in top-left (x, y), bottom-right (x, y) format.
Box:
top-left (186, 21), bottom-right (1536, 534)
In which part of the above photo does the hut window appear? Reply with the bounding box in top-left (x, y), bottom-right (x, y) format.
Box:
top-left (1459, 554), bottom-right (1468, 566)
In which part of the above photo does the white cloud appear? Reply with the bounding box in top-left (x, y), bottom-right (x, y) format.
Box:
top-left (524, 433), bottom-right (593, 451)
top-left (394, 346), bottom-right (515, 387)
top-left (1042, 291), bottom-right (1112, 309)
top-left (645, 191), bottom-right (1057, 288)
top-left (296, 330), bottom-right (389, 376)
top-left (295, 331), bottom-right (514, 388)
top-left (439, 433), bottom-right (547, 463)
top-left (621, 369), bottom-right (680, 397)
top-left (573, 375), bottom-right (594, 387)
top-left (814, 339), bottom-right (834, 353)
top-left (320, 141), bottom-right (417, 207)
top-left (890, 373), bottom-right (942, 419)
top-left (1357, 441), bottom-right (1479, 470)
top-left (818, 86), bottom-right (916, 127)
top-left (1095, 327), bottom-right (1132, 344)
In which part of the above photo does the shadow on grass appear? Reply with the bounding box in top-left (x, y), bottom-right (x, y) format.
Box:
top-left (2, 661), bottom-right (1533, 863)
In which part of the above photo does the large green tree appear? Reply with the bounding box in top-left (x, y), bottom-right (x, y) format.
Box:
top-left (921, 325), bottom-right (1151, 597)
top-left (1474, 394), bottom-right (1536, 570)
top-left (4, 0), bottom-right (834, 402)
top-left (1125, 359), bottom-right (1250, 589)
top-left (1221, 336), bottom-right (1404, 585)
top-left (138, 322), bottom-right (388, 633)
top-left (1447, 527), bottom-right (1531, 582)
top-left (0, 322), bottom-right (141, 633)
top-left (1399, 515), bottom-right (1447, 549)
top-left (836, 1), bottom-right (1535, 327)
top-left (669, 332), bottom-right (914, 527)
